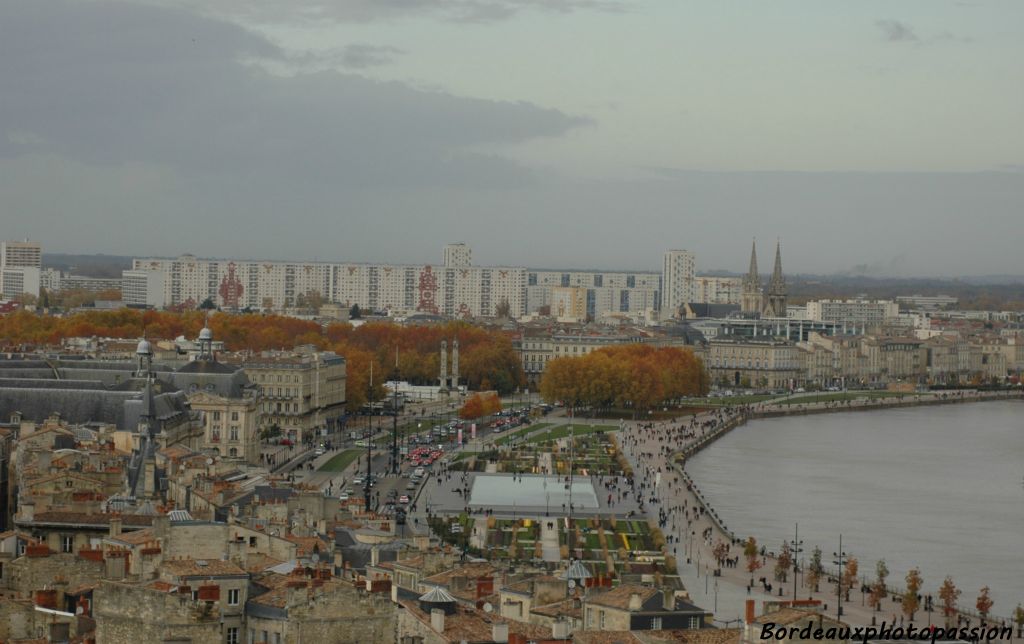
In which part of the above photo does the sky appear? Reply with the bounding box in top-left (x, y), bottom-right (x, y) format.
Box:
top-left (1, 0), bottom-right (1022, 276)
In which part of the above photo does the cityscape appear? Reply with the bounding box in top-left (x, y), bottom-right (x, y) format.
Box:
top-left (3, 2), bottom-right (1024, 644)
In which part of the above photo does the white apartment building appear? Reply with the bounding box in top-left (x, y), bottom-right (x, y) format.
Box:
top-left (0, 266), bottom-right (41, 300)
top-left (526, 269), bottom-right (661, 318)
top-left (133, 247), bottom-right (526, 317)
top-left (805, 299), bottom-right (899, 330)
top-left (661, 250), bottom-right (697, 315)
top-left (0, 240), bottom-right (42, 270)
top-left (122, 269), bottom-right (167, 308)
top-left (443, 243), bottom-right (472, 267)
top-left (693, 276), bottom-right (742, 305)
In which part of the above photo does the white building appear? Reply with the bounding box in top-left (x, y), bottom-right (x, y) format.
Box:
top-left (0, 240), bottom-right (42, 270)
top-left (442, 242), bottom-right (472, 267)
top-left (661, 250), bottom-right (697, 316)
top-left (526, 269), bottom-right (661, 318)
top-left (693, 276), bottom-right (742, 305)
top-left (0, 266), bottom-right (41, 300)
top-left (133, 245), bottom-right (526, 317)
top-left (805, 299), bottom-right (899, 330)
top-left (122, 269), bottom-right (167, 308)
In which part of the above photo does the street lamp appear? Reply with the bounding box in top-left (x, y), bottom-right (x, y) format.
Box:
top-left (789, 523), bottom-right (804, 601)
top-left (833, 535), bottom-right (847, 619)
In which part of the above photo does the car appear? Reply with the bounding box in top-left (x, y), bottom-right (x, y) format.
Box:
top-left (345, 488), bottom-right (354, 496)
top-left (352, 476), bottom-right (364, 485)
top-left (314, 447), bottom-right (325, 456)
top-left (406, 481), bottom-right (417, 491)
top-left (398, 495), bottom-right (410, 504)
top-left (450, 524), bottom-right (464, 534)
top-left (338, 493), bottom-right (350, 501)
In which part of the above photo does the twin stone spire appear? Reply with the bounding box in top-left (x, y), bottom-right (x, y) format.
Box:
top-left (741, 239), bottom-right (787, 318)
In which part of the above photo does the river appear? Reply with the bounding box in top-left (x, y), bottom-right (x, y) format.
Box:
top-left (685, 400), bottom-right (1024, 611)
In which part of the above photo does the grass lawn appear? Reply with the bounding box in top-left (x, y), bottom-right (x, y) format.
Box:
top-left (777, 391), bottom-right (907, 405)
top-left (318, 449), bottom-right (362, 473)
top-left (493, 422), bottom-right (553, 446)
top-left (525, 424), bottom-right (615, 444)
top-left (682, 394), bottom-right (785, 406)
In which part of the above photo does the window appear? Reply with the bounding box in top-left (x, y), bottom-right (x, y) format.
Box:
top-left (688, 617), bottom-right (701, 629)
top-left (61, 535), bottom-right (73, 553)
top-left (226, 626), bottom-right (239, 644)
top-left (231, 411), bottom-right (239, 421)
top-left (228, 588), bottom-right (240, 605)
top-left (651, 616), bottom-right (663, 630)
top-left (599, 610), bottom-right (606, 629)
top-left (213, 411), bottom-right (221, 421)
top-left (249, 536), bottom-right (257, 547)
top-left (229, 427), bottom-right (239, 441)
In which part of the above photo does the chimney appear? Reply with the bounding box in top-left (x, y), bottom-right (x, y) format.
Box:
top-left (745, 599), bottom-right (756, 624)
top-left (663, 589), bottom-right (676, 610)
top-left (551, 620), bottom-right (571, 640)
top-left (110, 515), bottom-right (122, 537)
top-left (628, 592), bottom-right (642, 611)
top-left (371, 546), bottom-right (380, 567)
top-left (492, 622), bottom-right (509, 643)
top-left (153, 514), bottom-right (170, 539)
top-left (430, 608), bottom-right (445, 633)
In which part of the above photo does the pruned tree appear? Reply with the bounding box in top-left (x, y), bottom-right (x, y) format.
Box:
top-left (842, 557), bottom-right (859, 601)
top-left (712, 540), bottom-right (729, 570)
top-left (938, 576), bottom-right (960, 627)
top-left (775, 541), bottom-right (792, 584)
top-left (976, 586), bottom-right (994, 619)
top-left (869, 559), bottom-right (889, 611)
top-left (744, 536), bottom-right (762, 584)
top-left (806, 547), bottom-right (823, 593)
top-left (903, 568), bottom-right (923, 623)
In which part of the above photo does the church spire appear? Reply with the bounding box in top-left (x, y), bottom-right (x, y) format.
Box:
top-left (746, 239), bottom-right (759, 285)
top-left (765, 239), bottom-right (787, 317)
top-left (740, 239), bottom-right (764, 315)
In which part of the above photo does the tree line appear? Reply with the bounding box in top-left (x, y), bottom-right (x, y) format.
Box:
top-left (0, 310), bottom-right (525, 412)
top-left (539, 345), bottom-right (709, 413)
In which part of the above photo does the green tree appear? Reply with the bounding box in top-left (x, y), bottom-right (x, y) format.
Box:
top-left (200, 297), bottom-right (217, 310)
top-left (1012, 604), bottom-right (1024, 638)
top-left (349, 304), bottom-right (362, 319)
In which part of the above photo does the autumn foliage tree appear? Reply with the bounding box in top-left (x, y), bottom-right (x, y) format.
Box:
top-left (976, 586), bottom-right (994, 619)
top-left (869, 560), bottom-right (889, 611)
top-left (842, 557), bottom-right (859, 601)
top-left (775, 541), bottom-right (792, 584)
top-left (744, 537), bottom-right (762, 584)
top-left (903, 568), bottom-right (923, 623)
top-left (807, 547), bottom-right (824, 592)
top-left (938, 577), bottom-right (961, 626)
top-left (459, 392), bottom-right (502, 419)
top-left (539, 345), bottom-right (708, 414)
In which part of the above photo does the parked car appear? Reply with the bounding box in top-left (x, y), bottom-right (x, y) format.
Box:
top-left (398, 495), bottom-right (410, 504)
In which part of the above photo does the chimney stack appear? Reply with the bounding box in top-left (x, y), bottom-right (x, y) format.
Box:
top-left (430, 608), bottom-right (445, 633)
top-left (110, 515), bottom-right (122, 537)
top-left (492, 622), bottom-right (509, 643)
top-left (628, 592), bottom-right (642, 611)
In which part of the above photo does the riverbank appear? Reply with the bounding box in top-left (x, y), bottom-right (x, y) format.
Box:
top-left (622, 392), bottom-right (1023, 631)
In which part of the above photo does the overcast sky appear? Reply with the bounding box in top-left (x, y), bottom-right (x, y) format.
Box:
top-left (2, 1), bottom-right (1022, 276)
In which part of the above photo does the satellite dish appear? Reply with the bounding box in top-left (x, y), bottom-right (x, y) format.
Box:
top-left (483, 602), bottom-right (493, 613)
top-left (205, 458), bottom-right (214, 465)
top-left (567, 580), bottom-right (576, 589)
top-left (311, 553), bottom-right (320, 564)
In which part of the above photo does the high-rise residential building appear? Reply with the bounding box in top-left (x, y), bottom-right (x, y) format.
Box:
top-left (526, 269), bottom-right (660, 318)
top-left (122, 269), bottom-right (167, 308)
top-left (693, 276), bottom-right (742, 305)
top-left (0, 267), bottom-right (40, 300)
top-left (0, 240), bottom-right (42, 270)
top-left (443, 242), bottom-right (472, 267)
top-left (661, 250), bottom-right (697, 316)
top-left (805, 299), bottom-right (899, 330)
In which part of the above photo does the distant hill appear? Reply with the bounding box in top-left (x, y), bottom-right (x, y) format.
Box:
top-left (43, 253), bottom-right (133, 279)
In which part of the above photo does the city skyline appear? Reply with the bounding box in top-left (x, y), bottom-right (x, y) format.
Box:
top-left (2, 1), bottom-right (1023, 276)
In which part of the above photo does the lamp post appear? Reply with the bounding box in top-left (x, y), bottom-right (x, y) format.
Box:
top-left (833, 535), bottom-right (847, 619)
top-left (789, 523), bottom-right (804, 601)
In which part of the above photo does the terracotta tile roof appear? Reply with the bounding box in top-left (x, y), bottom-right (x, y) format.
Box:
top-left (284, 535), bottom-right (329, 557)
top-left (26, 512), bottom-right (154, 527)
top-left (243, 553), bottom-right (285, 573)
top-left (756, 607), bottom-right (823, 627)
top-left (109, 528), bottom-right (156, 546)
top-left (161, 558), bottom-right (247, 579)
top-left (420, 561), bottom-right (499, 587)
top-left (391, 555), bottom-right (425, 570)
top-left (586, 583), bottom-right (660, 611)
top-left (642, 628), bottom-right (743, 644)
top-left (530, 597), bottom-right (582, 619)
top-left (571, 632), bottom-right (641, 644)
top-left (147, 580), bottom-right (176, 592)
top-left (399, 600), bottom-right (552, 644)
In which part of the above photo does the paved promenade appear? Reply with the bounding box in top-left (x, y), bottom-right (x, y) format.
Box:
top-left (619, 390), bottom-right (1023, 633)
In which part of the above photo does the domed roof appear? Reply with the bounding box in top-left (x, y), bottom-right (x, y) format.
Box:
top-left (199, 327), bottom-right (213, 341)
top-left (136, 339), bottom-right (153, 355)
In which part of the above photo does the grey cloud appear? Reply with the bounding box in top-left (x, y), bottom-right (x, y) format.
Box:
top-left (339, 44), bottom-right (406, 69)
top-left (875, 19), bottom-right (919, 43)
top-left (140, 0), bottom-right (627, 24)
top-left (0, 0), bottom-right (588, 187)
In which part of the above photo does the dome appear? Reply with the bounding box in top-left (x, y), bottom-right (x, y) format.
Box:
top-left (136, 339), bottom-right (153, 355)
top-left (199, 327), bottom-right (213, 341)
